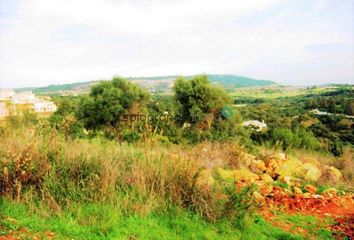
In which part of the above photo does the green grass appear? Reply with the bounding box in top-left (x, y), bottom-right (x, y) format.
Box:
top-left (0, 200), bottom-right (306, 240)
top-left (274, 213), bottom-right (334, 240)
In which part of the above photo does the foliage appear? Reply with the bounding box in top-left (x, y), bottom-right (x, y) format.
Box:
top-left (77, 77), bottom-right (150, 130)
top-left (173, 75), bottom-right (230, 127)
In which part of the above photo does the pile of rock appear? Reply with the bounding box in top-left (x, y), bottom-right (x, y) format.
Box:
top-left (195, 152), bottom-right (344, 204)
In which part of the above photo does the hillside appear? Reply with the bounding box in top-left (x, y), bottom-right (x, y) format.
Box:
top-left (206, 74), bottom-right (276, 87)
top-left (14, 74), bottom-right (277, 94)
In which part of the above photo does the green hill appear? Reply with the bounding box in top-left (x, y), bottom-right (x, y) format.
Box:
top-left (206, 74), bottom-right (276, 87)
top-left (15, 74), bottom-right (277, 94)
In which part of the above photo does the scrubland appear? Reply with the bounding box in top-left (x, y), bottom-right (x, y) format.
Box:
top-left (0, 117), bottom-right (352, 239)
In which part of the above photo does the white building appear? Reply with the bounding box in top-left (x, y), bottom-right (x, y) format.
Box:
top-left (310, 108), bottom-right (332, 116)
top-left (11, 91), bottom-right (37, 104)
top-left (0, 102), bottom-right (9, 118)
top-left (242, 120), bottom-right (267, 132)
top-left (32, 101), bottom-right (57, 113)
top-left (0, 89), bottom-right (15, 101)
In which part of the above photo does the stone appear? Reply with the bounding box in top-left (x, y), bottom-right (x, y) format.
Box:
top-left (303, 193), bottom-right (312, 198)
top-left (303, 163), bottom-right (322, 181)
top-left (292, 178), bottom-right (302, 188)
top-left (284, 188), bottom-right (293, 195)
top-left (319, 166), bottom-right (343, 184)
top-left (277, 176), bottom-right (292, 185)
top-left (252, 191), bottom-right (266, 205)
top-left (293, 187), bottom-right (303, 195)
top-left (215, 167), bottom-right (234, 181)
top-left (234, 169), bottom-right (260, 182)
top-left (322, 187), bottom-right (337, 196)
top-left (241, 153), bottom-right (256, 168)
top-left (259, 185), bottom-right (273, 196)
top-left (304, 184), bottom-right (317, 194)
top-left (275, 152), bottom-right (286, 160)
top-left (249, 159), bottom-right (266, 174)
top-left (261, 173), bottom-right (274, 184)
top-left (274, 157), bottom-right (304, 179)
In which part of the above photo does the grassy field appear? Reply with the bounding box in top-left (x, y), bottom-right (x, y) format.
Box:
top-left (229, 85), bottom-right (338, 100)
top-left (1, 200), bottom-right (308, 240)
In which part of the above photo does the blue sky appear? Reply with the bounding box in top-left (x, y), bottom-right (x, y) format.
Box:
top-left (0, 0), bottom-right (353, 88)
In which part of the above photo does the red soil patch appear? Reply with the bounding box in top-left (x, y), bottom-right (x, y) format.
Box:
top-left (264, 190), bottom-right (354, 239)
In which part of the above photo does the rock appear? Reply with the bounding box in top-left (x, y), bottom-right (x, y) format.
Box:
top-left (252, 191), bottom-right (266, 205)
top-left (293, 187), bottom-right (303, 195)
top-left (272, 157), bottom-right (322, 182)
top-left (215, 168), bottom-right (259, 182)
top-left (265, 159), bottom-right (280, 177)
top-left (321, 187), bottom-right (337, 196)
top-left (319, 166), bottom-right (343, 184)
top-left (284, 188), bottom-right (293, 195)
top-left (275, 152), bottom-right (286, 160)
top-left (313, 194), bottom-right (322, 199)
top-left (215, 167), bottom-right (234, 181)
top-left (274, 157), bottom-right (304, 179)
top-left (234, 169), bottom-right (260, 182)
top-left (277, 176), bottom-right (292, 185)
top-left (292, 178), bottom-right (302, 187)
top-left (259, 185), bottom-right (273, 196)
top-left (249, 159), bottom-right (266, 174)
top-left (240, 153), bottom-right (256, 168)
top-left (303, 163), bottom-right (322, 182)
top-left (304, 184), bottom-right (317, 194)
top-left (303, 193), bottom-right (312, 198)
top-left (261, 173), bottom-right (274, 184)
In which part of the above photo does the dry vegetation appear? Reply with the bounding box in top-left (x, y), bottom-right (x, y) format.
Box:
top-left (0, 117), bottom-right (353, 239)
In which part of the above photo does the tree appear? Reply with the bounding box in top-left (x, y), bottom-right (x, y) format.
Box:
top-left (173, 75), bottom-right (230, 128)
top-left (271, 128), bottom-right (299, 150)
top-left (344, 100), bottom-right (354, 115)
top-left (77, 77), bottom-right (150, 130)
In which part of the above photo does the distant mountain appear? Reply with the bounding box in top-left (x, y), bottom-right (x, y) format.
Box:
top-left (202, 74), bottom-right (276, 88)
top-left (14, 74), bottom-right (277, 94)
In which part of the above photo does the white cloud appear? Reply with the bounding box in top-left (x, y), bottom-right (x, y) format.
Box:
top-left (0, 0), bottom-right (353, 88)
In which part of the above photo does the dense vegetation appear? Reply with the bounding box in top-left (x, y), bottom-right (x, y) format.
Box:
top-left (234, 87), bottom-right (354, 156)
top-left (48, 76), bottom-right (353, 156)
top-left (1, 76), bottom-right (353, 239)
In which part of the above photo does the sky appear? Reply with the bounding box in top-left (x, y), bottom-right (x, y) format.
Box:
top-left (0, 0), bottom-right (353, 88)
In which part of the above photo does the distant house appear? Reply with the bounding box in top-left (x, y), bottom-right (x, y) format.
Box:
top-left (311, 108), bottom-right (354, 119)
top-left (233, 104), bottom-right (247, 107)
top-left (0, 102), bottom-right (9, 118)
top-left (0, 89), bottom-right (15, 101)
top-left (242, 120), bottom-right (267, 132)
top-left (310, 108), bottom-right (332, 116)
top-left (11, 91), bottom-right (37, 104)
top-left (32, 101), bottom-right (57, 113)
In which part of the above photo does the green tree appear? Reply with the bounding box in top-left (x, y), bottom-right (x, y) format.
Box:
top-left (344, 99), bottom-right (354, 115)
top-left (294, 127), bottom-right (321, 150)
top-left (173, 75), bottom-right (230, 128)
top-left (271, 128), bottom-right (300, 150)
top-left (77, 77), bottom-right (150, 130)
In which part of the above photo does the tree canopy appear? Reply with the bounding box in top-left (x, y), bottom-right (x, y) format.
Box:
top-left (77, 77), bottom-right (150, 129)
top-left (173, 75), bottom-right (230, 127)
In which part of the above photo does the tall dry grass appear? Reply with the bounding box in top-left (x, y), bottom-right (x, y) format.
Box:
top-left (0, 122), bottom-right (254, 221)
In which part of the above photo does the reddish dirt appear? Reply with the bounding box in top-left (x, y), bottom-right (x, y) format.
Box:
top-left (263, 189), bottom-right (354, 239)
